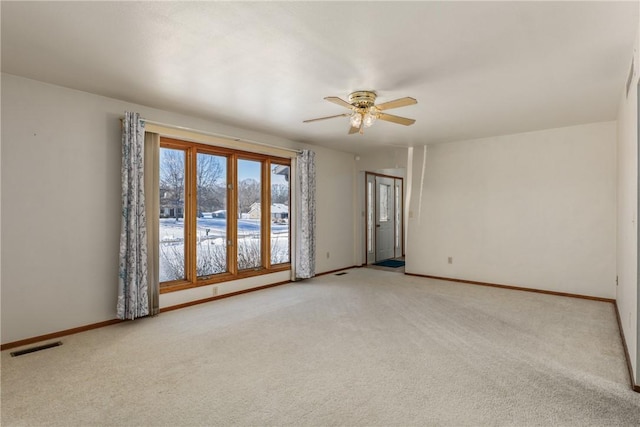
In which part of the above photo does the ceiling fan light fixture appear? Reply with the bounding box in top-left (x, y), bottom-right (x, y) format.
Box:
top-left (350, 112), bottom-right (362, 128)
top-left (363, 106), bottom-right (379, 127)
top-left (363, 112), bottom-right (376, 128)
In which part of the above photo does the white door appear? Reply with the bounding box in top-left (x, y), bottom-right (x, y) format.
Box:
top-left (375, 176), bottom-right (395, 261)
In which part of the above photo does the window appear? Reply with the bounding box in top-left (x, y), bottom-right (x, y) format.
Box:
top-left (237, 158), bottom-right (262, 270)
top-left (270, 164), bottom-right (290, 265)
top-left (159, 138), bottom-right (291, 292)
top-left (196, 152), bottom-right (227, 278)
top-left (367, 180), bottom-right (373, 253)
top-left (379, 184), bottom-right (390, 222)
top-left (159, 146), bottom-right (186, 282)
top-left (395, 182), bottom-right (401, 249)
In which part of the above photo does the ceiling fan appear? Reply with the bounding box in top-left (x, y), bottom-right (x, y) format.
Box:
top-left (304, 90), bottom-right (417, 135)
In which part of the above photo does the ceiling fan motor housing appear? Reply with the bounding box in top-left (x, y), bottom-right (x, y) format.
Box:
top-left (348, 91), bottom-right (377, 109)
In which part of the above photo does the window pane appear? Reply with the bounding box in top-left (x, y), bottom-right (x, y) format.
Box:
top-left (395, 183), bottom-right (401, 248)
top-left (159, 147), bottom-right (186, 282)
top-left (196, 152), bottom-right (227, 277)
top-left (379, 184), bottom-right (390, 222)
top-left (270, 164), bottom-right (290, 264)
top-left (237, 159), bottom-right (262, 270)
top-left (367, 181), bottom-right (373, 253)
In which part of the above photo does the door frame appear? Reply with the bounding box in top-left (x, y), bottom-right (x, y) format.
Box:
top-left (364, 171), bottom-right (404, 265)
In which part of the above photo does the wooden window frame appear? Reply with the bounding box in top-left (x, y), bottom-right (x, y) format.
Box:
top-left (159, 137), bottom-right (291, 294)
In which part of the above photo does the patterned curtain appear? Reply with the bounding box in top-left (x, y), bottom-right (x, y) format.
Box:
top-left (295, 150), bottom-right (316, 279)
top-left (117, 112), bottom-right (149, 319)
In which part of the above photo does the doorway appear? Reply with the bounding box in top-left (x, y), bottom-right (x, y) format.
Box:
top-left (365, 172), bottom-right (403, 265)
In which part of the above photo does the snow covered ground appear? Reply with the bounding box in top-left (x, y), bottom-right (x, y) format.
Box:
top-left (159, 218), bottom-right (289, 282)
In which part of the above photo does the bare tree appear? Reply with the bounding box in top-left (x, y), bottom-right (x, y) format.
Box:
top-left (160, 149), bottom-right (185, 220)
top-left (238, 178), bottom-right (260, 215)
top-left (271, 183), bottom-right (289, 205)
top-left (160, 150), bottom-right (227, 218)
top-left (196, 153), bottom-right (225, 216)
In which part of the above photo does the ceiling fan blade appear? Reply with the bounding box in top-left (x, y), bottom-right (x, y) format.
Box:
top-left (376, 97), bottom-right (417, 111)
top-left (303, 113), bottom-right (350, 123)
top-left (324, 96), bottom-right (354, 110)
top-left (378, 113), bottom-right (416, 126)
top-left (348, 124), bottom-right (360, 134)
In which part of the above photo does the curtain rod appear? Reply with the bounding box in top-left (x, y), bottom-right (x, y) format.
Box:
top-left (141, 118), bottom-right (303, 154)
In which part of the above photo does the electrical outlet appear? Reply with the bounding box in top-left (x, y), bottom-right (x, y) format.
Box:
top-left (448, 257), bottom-right (453, 264)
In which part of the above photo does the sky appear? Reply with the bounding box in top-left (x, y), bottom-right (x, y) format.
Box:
top-left (161, 147), bottom-right (288, 185)
top-left (238, 158), bottom-right (288, 185)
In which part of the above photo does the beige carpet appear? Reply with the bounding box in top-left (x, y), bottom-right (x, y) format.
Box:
top-left (2, 268), bottom-right (639, 426)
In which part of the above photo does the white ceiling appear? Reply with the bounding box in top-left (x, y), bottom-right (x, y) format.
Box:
top-left (1, 1), bottom-right (637, 154)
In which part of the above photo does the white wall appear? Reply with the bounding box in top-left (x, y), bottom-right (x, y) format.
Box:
top-left (314, 146), bottom-right (356, 272)
top-left (355, 147), bottom-right (408, 175)
top-left (406, 122), bottom-right (618, 299)
top-left (616, 20), bottom-right (640, 385)
top-left (1, 74), bottom-right (356, 344)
